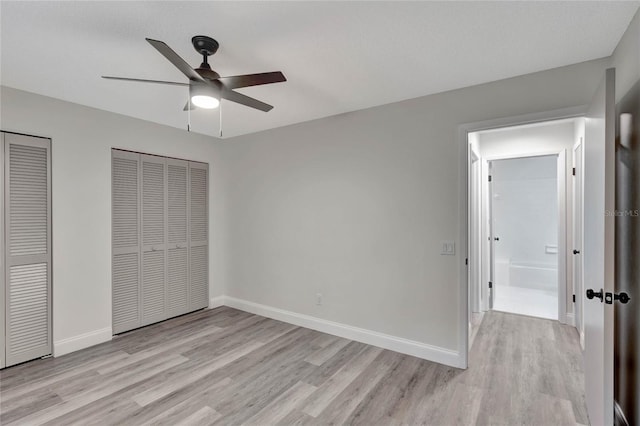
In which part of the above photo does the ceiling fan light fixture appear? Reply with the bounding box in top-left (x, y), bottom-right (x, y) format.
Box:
top-left (191, 94), bottom-right (219, 109)
top-left (190, 83), bottom-right (219, 109)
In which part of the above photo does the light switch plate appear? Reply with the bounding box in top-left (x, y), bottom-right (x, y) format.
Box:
top-left (441, 240), bottom-right (455, 255)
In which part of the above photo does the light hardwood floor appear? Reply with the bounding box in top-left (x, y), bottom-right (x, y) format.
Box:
top-left (0, 307), bottom-right (587, 425)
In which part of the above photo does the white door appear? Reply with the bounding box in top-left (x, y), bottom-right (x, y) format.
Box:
top-left (141, 154), bottom-right (167, 326)
top-left (189, 162), bottom-right (209, 310)
top-left (112, 150), bottom-right (141, 334)
top-left (480, 159), bottom-right (492, 311)
top-left (166, 158), bottom-right (189, 317)
top-left (4, 133), bottom-right (52, 367)
top-left (469, 152), bottom-right (481, 312)
top-left (583, 68), bottom-right (615, 426)
top-left (572, 137), bottom-right (584, 347)
top-left (488, 161), bottom-right (495, 309)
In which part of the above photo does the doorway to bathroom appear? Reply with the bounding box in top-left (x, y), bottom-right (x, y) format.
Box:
top-left (489, 155), bottom-right (559, 319)
top-left (467, 117), bottom-right (582, 326)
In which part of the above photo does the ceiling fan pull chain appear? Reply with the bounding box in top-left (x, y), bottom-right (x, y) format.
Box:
top-left (219, 98), bottom-right (223, 138)
top-left (187, 97), bottom-right (192, 132)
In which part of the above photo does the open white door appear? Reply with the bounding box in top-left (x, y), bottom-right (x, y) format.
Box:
top-left (572, 137), bottom-right (584, 347)
top-left (480, 159), bottom-right (491, 312)
top-left (487, 161), bottom-right (495, 310)
top-left (583, 68), bottom-right (615, 426)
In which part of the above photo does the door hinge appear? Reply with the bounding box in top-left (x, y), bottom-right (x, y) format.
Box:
top-left (573, 294), bottom-right (576, 303)
top-left (465, 258), bottom-right (468, 265)
top-left (488, 175), bottom-right (492, 182)
top-left (488, 281), bottom-right (493, 289)
top-left (572, 167), bottom-right (576, 176)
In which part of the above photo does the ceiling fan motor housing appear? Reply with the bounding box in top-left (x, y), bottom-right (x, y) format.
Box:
top-left (192, 35), bottom-right (219, 57)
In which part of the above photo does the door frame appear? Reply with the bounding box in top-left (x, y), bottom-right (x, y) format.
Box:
top-left (468, 149), bottom-right (481, 313)
top-left (483, 150), bottom-right (567, 322)
top-left (457, 105), bottom-right (586, 368)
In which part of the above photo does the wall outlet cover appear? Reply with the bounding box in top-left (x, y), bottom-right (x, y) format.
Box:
top-left (441, 241), bottom-right (455, 255)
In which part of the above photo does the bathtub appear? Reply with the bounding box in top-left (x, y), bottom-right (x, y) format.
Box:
top-left (495, 259), bottom-right (557, 292)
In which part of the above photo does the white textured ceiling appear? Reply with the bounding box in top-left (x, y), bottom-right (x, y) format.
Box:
top-left (1, 1), bottom-right (638, 138)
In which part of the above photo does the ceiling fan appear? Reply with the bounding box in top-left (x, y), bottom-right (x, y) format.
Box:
top-left (103, 35), bottom-right (286, 112)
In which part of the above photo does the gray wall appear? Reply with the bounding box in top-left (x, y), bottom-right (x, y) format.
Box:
top-left (1, 8), bottom-right (637, 360)
top-left (221, 58), bottom-right (609, 352)
top-left (611, 9), bottom-right (640, 102)
top-left (0, 87), bottom-right (229, 354)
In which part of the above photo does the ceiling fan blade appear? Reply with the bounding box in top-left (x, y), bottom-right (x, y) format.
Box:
top-left (146, 38), bottom-right (205, 82)
top-left (221, 89), bottom-right (273, 112)
top-left (217, 71), bottom-right (286, 90)
top-left (102, 76), bottom-right (189, 86)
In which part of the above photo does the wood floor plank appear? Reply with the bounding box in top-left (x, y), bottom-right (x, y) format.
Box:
top-left (96, 326), bottom-right (222, 375)
top-left (0, 308), bottom-right (588, 426)
top-left (0, 351), bottom-right (130, 400)
top-left (313, 349), bottom-right (396, 424)
top-left (304, 336), bottom-right (351, 366)
top-left (133, 340), bottom-right (264, 406)
top-left (141, 380), bottom-right (231, 426)
top-left (301, 345), bottom-right (383, 417)
top-left (336, 353), bottom-right (423, 425)
top-left (175, 406), bottom-right (222, 425)
top-left (242, 381), bottom-right (317, 425)
top-left (7, 354), bottom-right (188, 425)
top-left (0, 387), bottom-right (63, 425)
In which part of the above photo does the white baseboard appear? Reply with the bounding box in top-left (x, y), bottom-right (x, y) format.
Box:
top-left (54, 327), bottom-right (112, 357)
top-left (565, 313), bottom-right (575, 327)
top-left (223, 296), bottom-right (462, 368)
top-left (209, 295), bottom-right (226, 309)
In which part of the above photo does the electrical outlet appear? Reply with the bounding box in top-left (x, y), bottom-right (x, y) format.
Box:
top-left (316, 293), bottom-right (323, 306)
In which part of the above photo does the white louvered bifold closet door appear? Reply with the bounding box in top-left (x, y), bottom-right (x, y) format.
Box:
top-left (189, 162), bottom-right (209, 310)
top-left (141, 155), bottom-right (167, 326)
top-left (112, 150), bottom-right (141, 334)
top-left (4, 133), bottom-right (52, 367)
top-left (112, 150), bottom-right (208, 334)
top-left (167, 158), bottom-right (189, 317)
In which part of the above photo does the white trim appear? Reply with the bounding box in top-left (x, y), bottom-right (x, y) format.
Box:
top-left (459, 105), bottom-right (587, 135)
top-left (458, 122), bottom-right (470, 369)
top-left (458, 105), bottom-right (588, 371)
top-left (53, 327), bottom-right (112, 357)
top-left (483, 149), bottom-right (565, 161)
top-left (224, 296), bottom-right (462, 368)
top-left (558, 150), bottom-right (569, 325)
top-left (209, 295), bottom-right (226, 309)
top-left (566, 313), bottom-right (575, 327)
